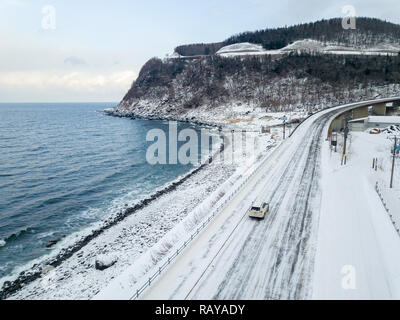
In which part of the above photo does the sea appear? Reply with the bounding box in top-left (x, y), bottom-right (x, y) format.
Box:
top-left (0, 102), bottom-right (214, 279)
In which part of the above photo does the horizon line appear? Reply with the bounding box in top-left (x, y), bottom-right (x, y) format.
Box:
top-left (0, 101), bottom-right (119, 104)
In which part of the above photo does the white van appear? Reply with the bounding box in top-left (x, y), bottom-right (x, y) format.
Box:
top-left (248, 201), bottom-right (269, 219)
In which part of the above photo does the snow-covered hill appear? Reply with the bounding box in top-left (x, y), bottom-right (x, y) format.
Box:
top-left (214, 39), bottom-right (400, 57)
top-left (216, 42), bottom-right (267, 57)
top-left (281, 39), bottom-right (400, 55)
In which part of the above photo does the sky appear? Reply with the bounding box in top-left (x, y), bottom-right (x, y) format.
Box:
top-left (0, 0), bottom-right (400, 102)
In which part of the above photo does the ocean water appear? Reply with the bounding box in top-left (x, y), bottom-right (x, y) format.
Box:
top-left (0, 103), bottom-right (214, 279)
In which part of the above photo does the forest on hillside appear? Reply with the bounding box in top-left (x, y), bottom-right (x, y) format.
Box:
top-left (175, 18), bottom-right (400, 56)
top-left (122, 52), bottom-right (400, 112)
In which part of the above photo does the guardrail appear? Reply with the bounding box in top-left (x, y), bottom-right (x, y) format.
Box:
top-left (289, 96), bottom-right (400, 138)
top-left (129, 142), bottom-right (281, 300)
top-left (375, 181), bottom-right (400, 236)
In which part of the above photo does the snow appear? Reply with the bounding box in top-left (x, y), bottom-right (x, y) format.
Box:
top-left (0, 240), bottom-right (5, 248)
top-left (5, 122), bottom-right (277, 299)
top-left (349, 117), bottom-right (368, 123)
top-left (117, 98), bottom-right (307, 133)
top-left (281, 39), bottom-right (325, 52)
top-left (97, 141), bottom-right (287, 299)
top-left (95, 254), bottom-right (118, 270)
top-left (165, 52), bottom-right (183, 59)
top-left (213, 40), bottom-right (400, 58)
top-left (367, 116), bottom-right (400, 124)
top-left (98, 97), bottom-right (400, 300)
top-left (216, 42), bottom-right (267, 57)
top-left (350, 116), bottom-right (400, 125)
top-left (6, 97), bottom-right (400, 300)
top-left (94, 132), bottom-right (279, 299)
top-left (5, 155), bottom-right (237, 299)
top-left (97, 101), bottom-right (344, 299)
top-left (313, 128), bottom-right (400, 299)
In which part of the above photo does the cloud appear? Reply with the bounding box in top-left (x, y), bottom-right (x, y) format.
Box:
top-left (5, 0), bottom-right (26, 7)
top-left (0, 70), bottom-right (137, 101)
top-left (64, 56), bottom-right (87, 66)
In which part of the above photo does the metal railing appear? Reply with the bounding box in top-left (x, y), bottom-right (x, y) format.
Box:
top-left (375, 181), bottom-right (400, 235)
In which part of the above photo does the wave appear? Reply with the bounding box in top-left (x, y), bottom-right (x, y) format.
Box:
top-left (2, 227), bottom-right (33, 244)
top-left (0, 131), bottom-right (224, 297)
top-left (0, 174), bottom-right (14, 177)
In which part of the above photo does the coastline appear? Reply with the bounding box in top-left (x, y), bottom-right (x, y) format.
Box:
top-left (0, 113), bottom-right (228, 300)
top-left (2, 105), bottom-right (277, 300)
top-left (5, 149), bottom-right (238, 299)
top-left (102, 106), bottom-right (224, 130)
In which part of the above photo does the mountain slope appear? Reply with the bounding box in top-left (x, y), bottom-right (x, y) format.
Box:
top-left (112, 18), bottom-right (400, 125)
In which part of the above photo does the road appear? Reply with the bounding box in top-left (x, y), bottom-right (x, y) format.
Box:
top-left (140, 98), bottom-right (400, 300)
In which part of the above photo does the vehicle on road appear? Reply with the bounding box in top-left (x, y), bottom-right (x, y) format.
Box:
top-left (248, 201), bottom-right (269, 219)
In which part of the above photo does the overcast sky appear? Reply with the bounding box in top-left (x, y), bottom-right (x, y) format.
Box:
top-left (1, 0), bottom-right (399, 102)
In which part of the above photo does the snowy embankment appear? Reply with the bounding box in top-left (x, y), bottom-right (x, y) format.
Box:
top-left (4, 156), bottom-right (235, 299)
top-left (109, 100), bottom-right (306, 133)
top-left (313, 127), bottom-right (400, 299)
top-left (94, 139), bottom-right (277, 299)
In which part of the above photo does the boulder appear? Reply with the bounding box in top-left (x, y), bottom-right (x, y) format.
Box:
top-left (95, 255), bottom-right (117, 271)
top-left (45, 238), bottom-right (61, 248)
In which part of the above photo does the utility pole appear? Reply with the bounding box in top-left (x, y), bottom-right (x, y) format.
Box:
top-left (390, 136), bottom-right (397, 189)
top-left (282, 115), bottom-right (287, 140)
top-left (283, 121), bottom-right (286, 140)
top-left (341, 125), bottom-right (349, 165)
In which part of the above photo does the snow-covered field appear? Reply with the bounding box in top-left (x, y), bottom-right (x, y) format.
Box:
top-left (313, 129), bottom-right (400, 299)
top-left (216, 42), bottom-right (269, 56)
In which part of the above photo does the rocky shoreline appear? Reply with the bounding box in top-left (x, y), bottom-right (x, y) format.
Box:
top-left (103, 106), bottom-right (223, 130)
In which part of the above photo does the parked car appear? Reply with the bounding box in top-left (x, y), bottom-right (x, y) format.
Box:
top-left (369, 128), bottom-right (381, 134)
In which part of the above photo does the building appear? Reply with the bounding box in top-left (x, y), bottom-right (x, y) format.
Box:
top-left (349, 116), bottom-right (400, 131)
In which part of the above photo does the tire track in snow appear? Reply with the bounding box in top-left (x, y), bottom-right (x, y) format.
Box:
top-left (191, 112), bottom-right (333, 300)
top-left (266, 114), bottom-right (329, 299)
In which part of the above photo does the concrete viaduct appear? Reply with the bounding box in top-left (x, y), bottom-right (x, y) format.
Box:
top-left (328, 98), bottom-right (400, 137)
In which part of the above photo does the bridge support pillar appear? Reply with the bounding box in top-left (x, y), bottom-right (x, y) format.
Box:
top-left (352, 106), bottom-right (368, 119)
top-left (372, 103), bottom-right (387, 116)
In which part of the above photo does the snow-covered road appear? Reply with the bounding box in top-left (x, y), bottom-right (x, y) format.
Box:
top-left (139, 106), bottom-right (342, 300)
top-left (122, 98), bottom-right (400, 300)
